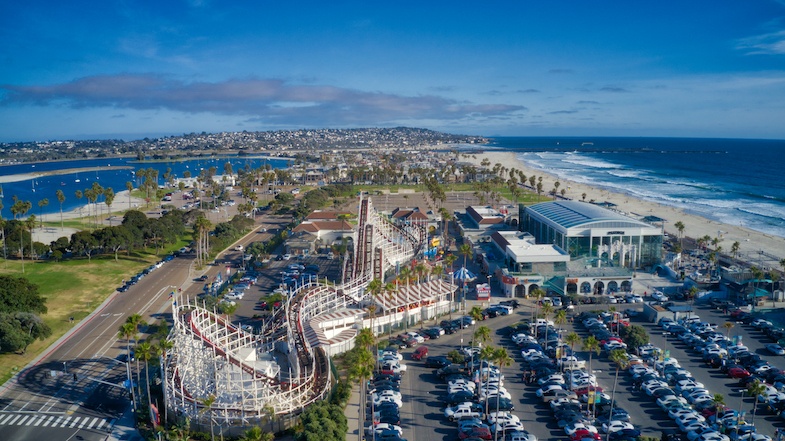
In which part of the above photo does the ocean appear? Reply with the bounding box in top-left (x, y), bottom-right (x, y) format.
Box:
top-left (0, 155), bottom-right (289, 218)
top-left (484, 137), bottom-right (785, 239)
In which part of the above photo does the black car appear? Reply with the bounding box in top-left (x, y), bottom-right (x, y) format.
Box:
top-left (484, 397), bottom-right (514, 411)
top-left (609, 428), bottom-right (641, 440)
top-left (444, 391), bottom-right (475, 406)
top-left (425, 356), bottom-right (451, 368)
top-left (499, 299), bottom-right (520, 309)
top-left (421, 327), bottom-right (442, 340)
top-left (117, 284), bottom-right (129, 292)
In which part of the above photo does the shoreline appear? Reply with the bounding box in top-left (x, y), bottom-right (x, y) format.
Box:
top-left (0, 166), bottom-right (134, 184)
top-left (464, 150), bottom-right (785, 266)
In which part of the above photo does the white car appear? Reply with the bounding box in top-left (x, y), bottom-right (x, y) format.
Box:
top-left (564, 422), bottom-right (598, 436)
top-left (404, 331), bottom-right (426, 343)
top-left (365, 423), bottom-right (402, 437)
top-left (492, 420), bottom-right (526, 434)
top-left (536, 384), bottom-right (563, 398)
top-left (372, 395), bottom-right (402, 408)
top-left (652, 292), bottom-right (669, 301)
top-left (686, 428), bottom-right (722, 441)
top-left (601, 421), bottom-right (635, 434)
top-left (538, 374), bottom-right (565, 386)
top-left (487, 412), bottom-right (520, 426)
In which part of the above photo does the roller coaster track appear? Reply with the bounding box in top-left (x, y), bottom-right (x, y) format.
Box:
top-left (163, 196), bottom-right (425, 426)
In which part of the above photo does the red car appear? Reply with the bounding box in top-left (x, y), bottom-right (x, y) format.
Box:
top-left (729, 309), bottom-right (746, 319)
top-left (459, 426), bottom-right (492, 440)
top-left (573, 386), bottom-right (604, 396)
top-left (728, 367), bottom-right (751, 379)
top-left (571, 430), bottom-right (601, 441)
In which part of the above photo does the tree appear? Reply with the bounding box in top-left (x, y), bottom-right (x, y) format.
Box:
top-left (37, 198), bottom-right (49, 228)
top-left (118, 322), bottom-right (137, 410)
top-left (0, 312), bottom-right (52, 353)
top-left (0, 275), bottom-right (48, 314)
top-left (199, 394), bottom-right (217, 441)
top-left (723, 321), bottom-right (734, 338)
top-left (240, 426), bottom-right (273, 441)
top-left (474, 325), bottom-right (491, 349)
top-left (712, 393), bottom-right (725, 421)
top-left (479, 344), bottom-right (496, 417)
top-left (746, 380), bottom-right (767, 424)
top-left (347, 348), bottom-right (373, 440)
top-left (366, 277), bottom-right (382, 339)
top-left (731, 241), bottom-right (740, 259)
top-left (126, 181), bottom-right (133, 209)
top-left (469, 306), bottom-right (484, 349)
top-left (619, 324), bottom-right (649, 349)
top-left (673, 221), bottom-right (685, 248)
top-left (492, 346), bottom-right (513, 440)
top-left (135, 341), bottom-right (159, 413)
top-left (55, 189), bottom-right (65, 230)
top-left (70, 230), bottom-right (98, 261)
top-left (565, 332), bottom-right (580, 354)
top-left (583, 336), bottom-right (600, 374)
top-left (156, 338), bottom-right (174, 425)
top-left (605, 349), bottom-right (630, 441)
top-left (105, 187), bottom-right (115, 219)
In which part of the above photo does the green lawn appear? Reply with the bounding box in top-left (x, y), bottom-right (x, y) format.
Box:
top-left (0, 244), bottom-right (185, 385)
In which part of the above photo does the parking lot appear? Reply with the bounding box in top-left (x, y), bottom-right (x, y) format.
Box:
top-left (373, 295), bottom-right (785, 441)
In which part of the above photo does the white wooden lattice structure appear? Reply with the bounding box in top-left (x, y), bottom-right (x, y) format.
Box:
top-left (163, 196), bottom-right (426, 427)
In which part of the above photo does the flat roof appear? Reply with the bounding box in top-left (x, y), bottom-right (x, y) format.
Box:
top-left (526, 200), bottom-right (655, 230)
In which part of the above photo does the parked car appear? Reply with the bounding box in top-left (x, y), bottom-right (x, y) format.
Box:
top-left (412, 346), bottom-right (429, 361)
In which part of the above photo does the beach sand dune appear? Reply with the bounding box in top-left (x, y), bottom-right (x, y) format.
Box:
top-left (467, 151), bottom-right (785, 268)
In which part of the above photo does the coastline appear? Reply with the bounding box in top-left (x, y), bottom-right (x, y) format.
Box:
top-left (466, 150), bottom-right (785, 266)
top-left (31, 189), bottom-right (147, 244)
top-left (0, 165), bottom-right (134, 184)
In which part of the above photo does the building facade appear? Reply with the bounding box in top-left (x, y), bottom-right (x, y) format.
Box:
top-left (519, 201), bottom-right (663, 269)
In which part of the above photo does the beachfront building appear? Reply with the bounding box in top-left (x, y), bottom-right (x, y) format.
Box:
top-left (519, 200), bottom-right (663, 269)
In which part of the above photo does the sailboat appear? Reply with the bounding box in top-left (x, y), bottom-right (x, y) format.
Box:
top-left (0, 185), bottom-right (4, 198)
top-left (75, 172), bottom-right (81, 183)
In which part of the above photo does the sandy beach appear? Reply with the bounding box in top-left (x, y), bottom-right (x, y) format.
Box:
top-left (466, 151), bottom-right (785, 268)
top-left (31, 190), bottom-right (146, 244)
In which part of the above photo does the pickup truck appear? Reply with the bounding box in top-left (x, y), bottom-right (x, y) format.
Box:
top-left (444, 403), bottom-right (484, 421)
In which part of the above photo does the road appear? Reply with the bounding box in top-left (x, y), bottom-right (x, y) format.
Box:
top-left (0, 213), bottom-right (284, 441)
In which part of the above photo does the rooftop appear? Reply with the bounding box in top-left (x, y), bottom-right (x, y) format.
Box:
top-left (526, 200), bottom-right (656, 230)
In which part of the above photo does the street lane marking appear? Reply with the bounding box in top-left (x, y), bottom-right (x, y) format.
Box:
top-left (33, 416), bottom-right (44, 426)
top-left (96, 418), bottom-right (106, 429)
top-left (0, 414), bottom-right (13, 424)
top-left (88, 417), bottom-right (100, 428)
top-left (69, 416), bottom-right (80, 427)
top-left (60, 416), bottom-right (71, 427)
top-left (42, 415), bottom-right (55, 426)
top-left (7, 415), bottom-right (22, 425)
top-left (78, 417), bottom-right (89, 428)
top-left (16, 416), bottom-right (30, 425)
top-left (53, 416), bottom-right (64, 426)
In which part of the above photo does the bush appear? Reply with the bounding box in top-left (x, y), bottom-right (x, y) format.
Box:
top-left (620, 324), bottom-right (649, 349)
top-left (447, 349), bottom-right (465, 364)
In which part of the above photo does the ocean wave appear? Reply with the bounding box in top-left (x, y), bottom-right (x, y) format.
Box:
top-left (561, 157), bottom-right (621, 169)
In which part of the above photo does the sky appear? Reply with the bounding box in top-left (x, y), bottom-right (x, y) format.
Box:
top-left (1, 1), bottom-right (785, 142)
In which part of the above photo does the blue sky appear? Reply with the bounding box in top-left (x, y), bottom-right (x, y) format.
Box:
top-left (2, 1), bottom-right (785, 142)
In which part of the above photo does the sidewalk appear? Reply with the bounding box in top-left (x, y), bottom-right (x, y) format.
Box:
top-left (105, 404), bottom-right (143, 441)
top-left (346, 382), bottom-right (362, 441)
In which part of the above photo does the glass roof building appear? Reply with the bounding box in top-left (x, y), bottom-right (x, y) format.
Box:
top-left (519, 201), bottom-right (663, 269)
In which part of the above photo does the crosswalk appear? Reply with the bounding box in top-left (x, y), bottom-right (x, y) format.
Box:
top-left (0, 413), bottom-right (114, 430)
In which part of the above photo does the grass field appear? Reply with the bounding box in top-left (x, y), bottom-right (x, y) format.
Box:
top-left (0, 244), bottom-right (186, 385)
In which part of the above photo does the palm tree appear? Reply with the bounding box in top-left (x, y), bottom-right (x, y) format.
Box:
top-left (492, 347), bottom-right (513, 441)
top-left (554, 309), bottom-right (567, 332)
top-left (723, 322), bottom-right (735, 338)
top-left (746, 380), bottom-right (767, 424)
top-left (474, 325), bottom-right (491, 350)
top-left (673, 221), bottom-right (685, 248)
top-left (583, 336), bottom-right (601, 376)
top-left (366, 277), bottom-right (383, 350)
top-left (126, 181), bottom-right (133, 209)
top-left (606, 349), bottom-right (630, 441)
top-left (540, 303), bottom-right (554, 344)
top-left (469, 306), bottom-right (484, 350)
top-left (459, 243), bottom-right (473, 310)
top-left (356, 327), bottom-right (374, 352)
top-left (348, 348), bottom-right (374, 439)
top-left (117, 322), bottom-right (137, 410)
top-left (712, 393), bottom-right (725, 419)
top-left (156, 338), bottom-right (174, 425)
top-left (750, 266), bottom-right (764, 312)
top-left (55, 189), bottom-right (65, 230)
top-left (37, 198), bottom-right (49, 228)
top-left (382, 281), bottom-right (397, 337)
top-left (398, 267), bottom-right (412, 330)
top-left (565, 332), bottom-right (580, 354)
top-left (240, 426), bottom-right (273, 441)
top-left (731, 241), bottom-right (740, 260)
top-left (199, 394), bottom-right (217, 441)
top-left (479, 344), bottom-right (496, 417)
top-left (136, 341), bottom-right (159, 413)
top-left (530, 288), bottom-right (546, 336)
